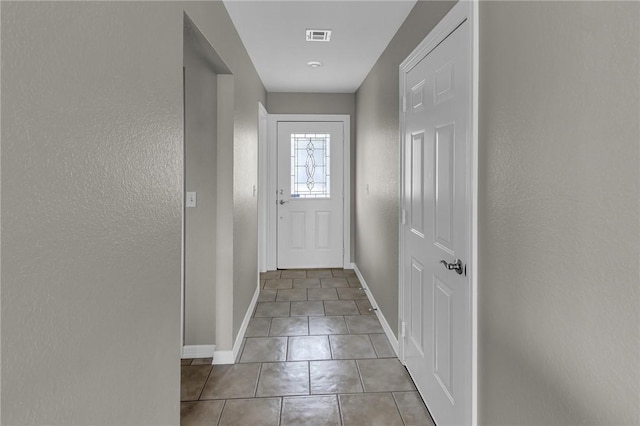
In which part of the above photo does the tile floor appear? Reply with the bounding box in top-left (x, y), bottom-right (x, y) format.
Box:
top-left (181, 269), bottom-right (435, 426)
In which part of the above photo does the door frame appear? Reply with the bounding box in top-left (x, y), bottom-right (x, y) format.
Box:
top-left (257, 102), bottom-right (269, 273)
top-left (265, 114), bottom-right (351, 270)
top-left (398, 1), bottom-right (478, 424)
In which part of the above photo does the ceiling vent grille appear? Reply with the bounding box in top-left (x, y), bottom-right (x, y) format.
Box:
top-left (306, 29), bottom-right (332, 42)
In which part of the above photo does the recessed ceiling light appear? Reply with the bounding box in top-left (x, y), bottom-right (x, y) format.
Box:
top-left (306, 29), bottom-right (332, 42)
top-left (307, 61), bottom-right (323, 68)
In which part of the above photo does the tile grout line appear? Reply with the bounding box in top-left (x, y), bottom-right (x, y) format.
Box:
top-left (307, 360), bottom-right (312, 396)
top-left (337, 393), bottom-right (345, 426)
top-left (215, 399), bottom-right (227, 426)
top-left (355, 359), bottom-right (367, 393)
top-left (328, 332), bottom-right (335, 360)
top-left (196, 364), bottom-right (215, 401)
top-left (390, 391), bottom-right (408, 426)
top-left (254, 362), bottom-right (263, 397)
top-left (367, 333), bottom-right (380, 358)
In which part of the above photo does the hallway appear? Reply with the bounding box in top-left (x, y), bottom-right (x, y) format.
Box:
top-left (180, 269), bottom-right (434, 425)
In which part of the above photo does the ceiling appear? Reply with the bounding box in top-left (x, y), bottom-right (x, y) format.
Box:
top-left (223, 1), bottom-right (417, 93)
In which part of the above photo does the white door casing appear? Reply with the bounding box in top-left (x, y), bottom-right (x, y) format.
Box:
top-left (399, 2), bottom-right (477, 426)
top-left (266, 115), bottom-right (351, 270)
top-left (258, 102), bottom-right (268, 273)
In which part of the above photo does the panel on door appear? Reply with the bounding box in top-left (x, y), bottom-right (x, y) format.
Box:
top-left (276, 122), bottom-right (344, 269)
top-left (401, 16), bottom-right (471, 426)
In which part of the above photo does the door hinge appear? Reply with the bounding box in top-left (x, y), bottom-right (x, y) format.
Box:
top-left (401, 209), bottom-right (407, 225)
top-left (402, 96), bottom-right (407, 113)
top-left (401, 321), bottom-right (407, 339)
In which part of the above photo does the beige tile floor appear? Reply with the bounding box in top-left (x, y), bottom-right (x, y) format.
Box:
top-left (181, 269), bottom-right (435, 426)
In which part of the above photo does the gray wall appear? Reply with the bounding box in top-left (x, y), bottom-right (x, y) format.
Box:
top-left (354, 1), bottom-right (455, 336)
top-left (478, 2), bottom-right (639, 424)
top-left (1, 1), bottom-right (265, 423)
top-left (267, 92), bottom-right (356, 259)
top-left (184, 19), bottom-right (218, 346)
top-left (357, 0), bottom-right (639, 424)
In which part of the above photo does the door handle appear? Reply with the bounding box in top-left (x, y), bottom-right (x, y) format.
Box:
top-left (440, 258), bottom-right (463, 275)
top-left (279, 199), bottom-right (288, 205)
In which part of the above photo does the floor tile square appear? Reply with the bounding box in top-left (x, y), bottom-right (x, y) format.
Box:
top-left (239, 337), bottom-right (287, 363)
top-left (245, 318), bottom-right (271, 337)
top-left (357, 359), bottom-right (416, 392)
top-left (258, 289), bottom-right (277, 302)
top-left (344, 269), bottom-right (357, 278)
top-left (370, 333), bottom-right (396, 358)
top-left (337, 287), bottom-right (368, 300)
top-left (200, 363), bottom-right (260, 399)
top-left (393, 391), bottom-right (435, 426)
top-left (290, 301), bottom-right (325, 316)
top-left (324, 300), bottom-right (359, 316)
top-left (276, 289), bottom-right (308, 302)
top-left (331, 269), bottom-right (346, 277)
top-left (269, 317), bottom-right (309, 336)
top-left (264, 278), bottom-right (293, 290)
top-left (260, 279), bottom-right (266, 289)
top-left (339, 393), bottom-right (403, 426)
top-left (309, 316), bottom-right (348, 335)
top-left (310, 360), bottom-right (363, 394)
top-left (256, 362), bottom-right (310, 397)
top-left (281, 270), bottom-right (307, 279)
top-left (181, 358), bottom-right (193, 366)
top-left (180, 365), bottom-right (212, 401)
top-left (281, 396), bottom-right (341, 426)
top-left (308, 288), bottom-right (339, 301)
top-left (347, 277), bottom-right (362, 288)
top-left (320, 278), bottom-right (350, 288)
top-left (329, 335), bottom-right (377, 359)
top-left (254, 301), bottom-right (290, 318)
top-left (180, 400), bottom-right (224, 426)
top-left (307, 269), bottom-right (334, 278)
top-left (356, 299), bottom-right (375, 315)
top-left (345, 315), bottom-right (384, 334)
top-left (288, 336), bottom-right (331, 361)
top-left (260, 270), bottom-right (281, 280)
top-left (218, 398), bottom-right (281, 426)
top-left (293, 278), bottom-right (321, 289)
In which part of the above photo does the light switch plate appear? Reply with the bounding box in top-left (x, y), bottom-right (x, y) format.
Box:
top-left (186, 192), bottom-right (197, 207)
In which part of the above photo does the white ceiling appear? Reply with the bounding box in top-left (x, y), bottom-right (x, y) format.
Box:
top-left (223, 1), bottom-right (417, 93)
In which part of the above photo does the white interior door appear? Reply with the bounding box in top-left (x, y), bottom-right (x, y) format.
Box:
top-left (401, 15), bottom-right (471, 426)
top-left (277, 122), bottom-right (344, 269)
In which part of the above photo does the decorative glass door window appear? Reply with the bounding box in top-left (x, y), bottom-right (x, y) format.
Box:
top-left (290, 133), bottom-right (331, 198)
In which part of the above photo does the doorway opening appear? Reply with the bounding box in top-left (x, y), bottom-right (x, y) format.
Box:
top-left (263, 115), bottom-right (351, 271)
top-left (181, 13), bottom-right (234, 359)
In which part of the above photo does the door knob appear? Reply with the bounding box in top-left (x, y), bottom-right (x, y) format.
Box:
top-left (440, 258), bottom-right (463, 275)
top-left (279, 199), bottom-right (288, 205)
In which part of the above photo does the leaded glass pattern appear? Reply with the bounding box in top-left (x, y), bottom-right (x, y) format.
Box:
top-left (290, 133), bottom-right (331, 198)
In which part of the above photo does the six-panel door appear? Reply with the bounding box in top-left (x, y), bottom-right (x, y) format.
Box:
top-left (402, 18), bottom-right (471, 426)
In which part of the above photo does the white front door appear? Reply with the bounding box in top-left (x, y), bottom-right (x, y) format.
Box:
top-left (401, 10), bottom-right (472, 426)
top-left (276, 121), bottom-right (344, 269)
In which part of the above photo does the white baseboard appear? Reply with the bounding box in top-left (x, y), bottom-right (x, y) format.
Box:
top-left (352, 263), bottom-right (399, 356)
top-left (212, 349), bottom-right (235, 364)
top-left (182, 345), bottom-right (216, 359)
top-left (213, 283), bottom-right (260, 365)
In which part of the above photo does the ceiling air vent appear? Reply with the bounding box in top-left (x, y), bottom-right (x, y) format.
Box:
top-left (306, 29), bottom-right (332, 42)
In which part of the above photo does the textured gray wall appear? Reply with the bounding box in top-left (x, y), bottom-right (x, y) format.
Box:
top-left (267, 92), bottom-right (356, 259)
top-left (478, 2), bottom-right (640, 424)
top-left (184, 21), bottom-right (218, 346)
top-left (354, 1), bottom-right (455, 337)
top-left (1, 1), bottom-right (265, 423)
